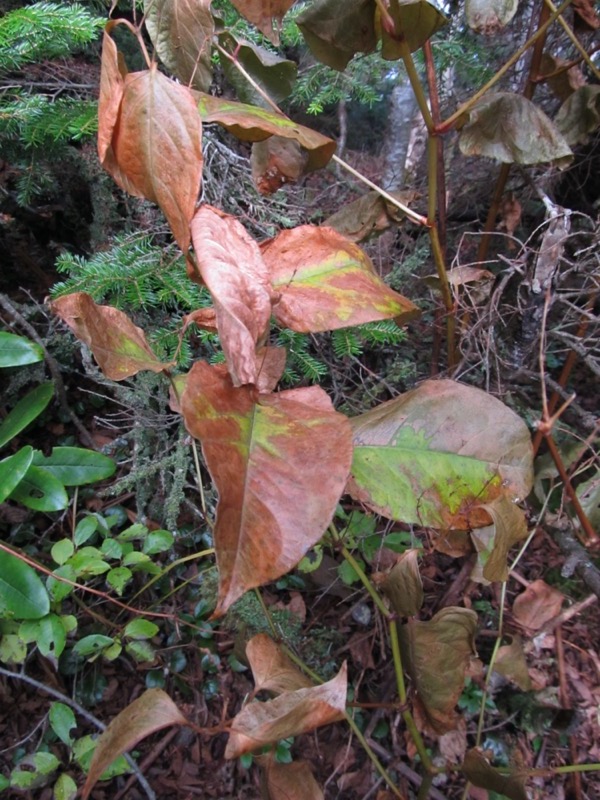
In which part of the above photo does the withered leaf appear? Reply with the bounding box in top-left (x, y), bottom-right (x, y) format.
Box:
top-left (102, 64), bottom-right (202, 252)
top-left (462, 748), bottom-right (528, 800)
top-left (471, 496), bottom-right (528, 583)
top-left (246, 634), bottom-right (313, 694)
top-left (380, 0), bottom-right (447, 58)
top-left (82, 689), bottom-right (188, 799)
top-left (348, 380), bottom-right (533, 530)
top-left (466, 0), bottom-right (518, 34)
top-left (555, 84), bottom-right (600, 146)
top-left (261, 225), bottom-right (419, 332)
top-left (381, 549), bottom-right (423, 617)
top-left (190, 205), bottom-right (273, 386)
top-left (259, 755), bottom-right (325, 800)
top-left (251, 136), bottom-right (309, 195)
top-left (399, 607), bottom-right (478, 733)
top-left (51, 293), bottom-right (169, 380)
top-left (225, 662), bottom-right (347, 758)
top-left (494, 634), bottom-right (532, 691)
top-left (512, 579), bottom-right (564, 632)
top-left (219, 31), bottom-right (297, 105)
top-left (324, 190), bottom-right (419, 242)
top-left (539, 53), bottom-right (586, 102)
top-left (180, 362), bottom-right (353, 615)
top-left (229, 0), bottom-right (297, 45)
top-left (98, 22), bottom-right (126, 164)
top-left (195, 92), bottom-right (336, 172)
top-left (297, 0), bottom-right (377, 72)
top-left (458, 92), bottom-right (572, 168)
top-left (144, 0), bottom-right (214, 92)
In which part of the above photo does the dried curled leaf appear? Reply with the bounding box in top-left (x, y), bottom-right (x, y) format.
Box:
top-left (258, 755), bottom-right (325, 800)
top-left (82, 689), bottom-right (188, 799)
top-left (51, 293), bottom-right (169, 380)
top-left (251, 136), bottom-right (309, 195)
top-left (555, 84), bottom-right (600, 146)
top-left (226, 662), bottom-right (347, 758)
top-left (380, 0), bottom-right (448, 58)
top-left (144, 0), bottom-right (214, 91)
top-left (462, 748), bottom-right (528, 800)
top-left (297, 0), bottom-right (378, 71)
top-left (246, 634), bottom-right (313, 694)
top-left (262, 225), bottom-right (419, 332)
top-left (512, 579), bottom-right (564, 632)
top-left (219, 31), bottom-right (297, 105)
top-left (471, 496), bottom-right (528, 583)
top-left (466, 0), bottom-right (518, 34)
top-left (180, 362), bottom-right (353, 615)
top-left (229, 0), bottom-right (297, 44)
top-left (458, 92), bottom-right (572, 168)
top-left (381, 549), bottom-right (423, 617)
top-left (399, 607), bottom-right (478, 733)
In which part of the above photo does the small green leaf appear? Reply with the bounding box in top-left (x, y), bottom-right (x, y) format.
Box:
top-left (32, 446), bottom-right (115, 486)
top-left (117, 523), bottom-right (149, 541)
top-left (0, 774), bottom-right (9, 791)
top-left (47, 564), bottom-right (76, 602)
top-left (68, 548), bottom-right (110, 577)
top-left (49, 702), bottom-right (77, 745)
top-left (9, 466), bottom-right (69, 512)
top-left (142, 529), bottom-right (174, 555)
top-left (53, 772), bottom-right (78, 800)
top-left (0, 331), bottom-right (43, 367)
top-left (103, 641), bottom-right (123, 660)
top-left (73, 634), bottom-right (115, 657)
top-left (0, 547), bottom-right (50, 620)
top-left (0, 633), bottom-right (27, 663)
top-left (106, 566), bottom-right (132, 596)
top-left (74, 516), bottom-right (99, 546)
top-left (124, 619), bottom-right (159, 640)
top-left (0, 383), bottom-right (54, 449)
top-left (0, 446), bottom-right (34, 503)
top-left (126, 640), bottom-right (156, 662)
top-left (73, 735), bottom-right (131, 779)
top-left (338, 558), bottom-right (364, 585)
top-left (19, 613), bottom-right (67, 657)
top-left (10, 752), bottom-right (60, 790)
top-left (100, 538), bottom-right (123, 560)
top-left (51, 539), bottom-right (75, 566)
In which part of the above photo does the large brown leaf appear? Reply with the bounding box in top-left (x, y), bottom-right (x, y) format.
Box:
top-left (380, 0), bottom-right (447, 58)
top-left (259, 755), bottom-right (325, 800)
top-left (144, 0), bottom-right (214, 91)
top-left (102, 64), bottom-right (202, 252)
top-left (348, 380), bottom-right (533, 529)
top-left (180, 362), bottom-right (353, 615)
top-left (51, 293), bottom-right (169, 380)
top-left (465, 0), bottom-right (518, 34)
top-left (458, 92), bottom-right (572, 168)
top-left (229, 0), bottom-right (297, 44)
top-left (219, 31), bottom-right (297, 105)
top-left (296, 0), bottom-right (377, 71)
top-left (246, 634), bottom-right (313, 694)
top-left (461, 748), bottom-right (528, 800)
top-left (261, 225), bottom-right (419, 332)
top-left (195, 92), bottom-right (336, 172)
top-left (555, 84), bottom-right (600, 146)
top-left (251, 136), bottom-right (308, 195)
top-left (399, 607), bottom-right (478, 733)
top-left (98, 23), bottom-right (126, 164)
top-left (190, 205), bottom-right (273, 386)
top-left (225, 662), bottom-right (347, 758)
top-left (82, 689), bottom-right (188, 799)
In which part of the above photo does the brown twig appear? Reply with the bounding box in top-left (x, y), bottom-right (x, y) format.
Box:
top-left (547, 523), bottom-right (600, 598)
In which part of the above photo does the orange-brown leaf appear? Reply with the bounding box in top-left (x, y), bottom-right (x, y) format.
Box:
top-left (261, 225), bottom-right (419, 332)
top-left (102, 64), bottom-right (202, 253)
top-left (98, 22), bottom-right (127, 163)
top-left (251, 136), bottom-right (309, 195)
top-left (82, 689), bottom-right (188, 799)
top-left (190, 205), bottom-right (274, 386)
top-left (259, 755), bottom-right (325, 800)
top-left (51, 292), bottom-right (169, 380)
top-left (180, 362), bottom-right (353, 615)
top-left (246, 634), bottom-right (313, 694)
top-left (512, 579), bottom-right (564, 632)
top-left (226, 662), bottom-right (347, 758)
top-left (229, 0), bottom-right (297, 44)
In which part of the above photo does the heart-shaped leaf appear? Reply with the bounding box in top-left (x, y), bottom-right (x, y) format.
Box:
top-left (261, 225), bottom-right (419, 332)
top-left (226, 662), bottom-right (347, 758)
top-left (144, 0), bottom-right (214, 91)
top-left (229, 0), bottom-right (296, 44)
top-left (348, 379), bottom-right (533, 529)
top-left (180, 361), bottom-right (353, 615)
top-left (195, 92), bottom-right (336, 172)
top-left (51, 292), bottom-right (169, 380)
top-left (458, 92), bottom-right (572, 167)
top-left (190, 205), bottom-right (274, 386)
top-left (82, 689), bottom-right (189, 799)
top-left (399, 607), bottom-right (478, 733)
top-left (380, 0), bottom-right (448, 57)
top-left (297, 0), bottom-right (378, 71)
top-left (101, 60), bottom-right (202, 252)
top-left (466, 0), bottom-right (519, 34)
top-left (246, 634), bottom-right (313, 694)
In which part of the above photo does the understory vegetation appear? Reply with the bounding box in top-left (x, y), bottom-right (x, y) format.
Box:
top-left (0, 1), bottom-right (599, 799)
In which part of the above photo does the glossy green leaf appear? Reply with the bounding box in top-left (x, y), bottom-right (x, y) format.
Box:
top-left (144, 0), bottom-right (213, 91)
top-left (297, 0), bottom-right (377, 71)
top-left (73, 634), bottom-right (115, 657)
top-left (219, 31), bottom-right (297, 105)
top-left (0, 382), bottom-right (54, 449)
top-left (348, 380), bottom-right (533, 529)
top-left (400, 607), bottom-right (478, 733)
top-left (458, 92), bottom-right (573, 167)
top-left (0, 331), bottom-right (43, 367)
top-left (0, 446), bottom-right (34, 503)
top-left (555, 84), bottom-right (600, 145)
top-left (0, 546), bottom-right (50, 620)
top-left (142, 529), bottom-right (174, 554)
top-left (9, 465), bottom-right (69, 511)
top-left (32, 446), bottom-right (115, 486)
top-left (49, 702), bottom-right (77, 745)
top-left (195, 92), bottom-right (336, 172)
top-left (262, 225), bottom-right (419, 332)
top-left (74, 515), bottom-right (99, 546)
top-left (124, 619), bottom-right (159, 640)
top-left (380, 0), bottom-right (447, 58)
top-left (51, 539), bottom-right (75, 565)
top-left (19, 613), bottom-right (67, 658)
